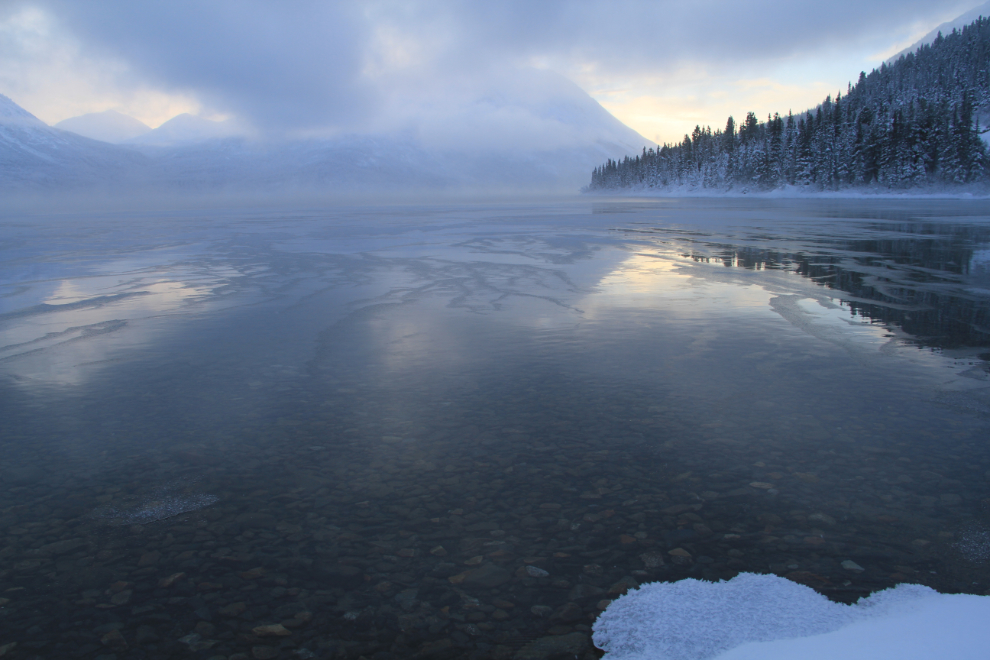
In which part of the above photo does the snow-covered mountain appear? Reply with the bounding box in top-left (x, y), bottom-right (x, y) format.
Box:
top-left (1, 70), bottom-right (653, 194)
top-left (0, 94), bottom-right (46, 126)
top-left (0, 94), bottom-right (149, 189)
top-left (387, 68), bottom-right (649, 157)
top-left (54, 109), bottom-right (151, 143)
top-left (887, 1), bottom-right (990, 64)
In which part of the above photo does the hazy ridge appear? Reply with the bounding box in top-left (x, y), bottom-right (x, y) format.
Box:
top-left (0, 70), bottom-right (651, 197)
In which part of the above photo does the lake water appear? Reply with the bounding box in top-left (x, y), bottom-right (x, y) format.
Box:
top-left (1, 197), bottom-right (989, 660)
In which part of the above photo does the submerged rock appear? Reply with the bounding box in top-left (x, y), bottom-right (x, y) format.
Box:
top-left (93, 492), bottom-right (219, 526)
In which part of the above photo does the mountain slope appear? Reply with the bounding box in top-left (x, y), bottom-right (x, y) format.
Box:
top-left (887, 2), bottom-right (990, 64)
top-left (590, 15), bottom-right (990, 193)
top-left (0, 95), bottom-right (150, 189)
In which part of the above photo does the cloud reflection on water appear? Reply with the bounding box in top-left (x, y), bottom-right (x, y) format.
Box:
top-left (2, 199), bottom-right (989, 396)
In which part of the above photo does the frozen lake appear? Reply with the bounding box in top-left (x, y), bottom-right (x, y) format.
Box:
top-left (1, 197), bottom-right (989, 658)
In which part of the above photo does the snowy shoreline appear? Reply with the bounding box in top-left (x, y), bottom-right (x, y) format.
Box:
top-left (581, 184), bottom-right (990, 200)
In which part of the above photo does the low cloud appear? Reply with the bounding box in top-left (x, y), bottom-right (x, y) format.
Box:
top-left (3, 0), bottom-right (980, 141)
top-left (35, 0), bottom-right (376, 132)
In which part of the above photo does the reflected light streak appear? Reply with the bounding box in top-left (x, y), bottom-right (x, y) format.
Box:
top-left (0, 276), bottom-right (217, 387)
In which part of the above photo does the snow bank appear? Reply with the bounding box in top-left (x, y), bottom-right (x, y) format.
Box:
top-left (592, 573), bottom-right (990, 660)
top-left (583, 184), bottom-right (989, 199)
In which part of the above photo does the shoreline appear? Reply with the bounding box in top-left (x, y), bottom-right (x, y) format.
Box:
top-left (582, 185), bottom-right (990, 200)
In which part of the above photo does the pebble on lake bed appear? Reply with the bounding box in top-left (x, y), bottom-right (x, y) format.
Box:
top-left (640, 551), bottom-right (665, 568)
top-left (808, 513), bottom-right (837, 526)
top-left (252, 646), bottom-right (280, 660)
top-left (252, 624), bottom-right (291, 637)
top-left (158, 572), bottom-right (185, 587)
top-left (100, 629), bottom-right (127, 651)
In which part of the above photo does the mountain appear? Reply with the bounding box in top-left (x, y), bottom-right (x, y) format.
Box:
top-left (887, 1), bottom-right (990, 64)
top-left (393, 68), bottom-right (649, 157)
top-left (128, 113), bottom-right (246, 147)
top-left (0, 94), bottom-right (46, 126)
top-left (124, 68), bottom-right (651, 191)
top-left (54, 109), bottom-right (151, 143)
top-left (0, 94), bottom-right (149, 189)
top-left (0, 68), bottom-right (653, 194)
top-left (589, 15), bottom-right (990, 193)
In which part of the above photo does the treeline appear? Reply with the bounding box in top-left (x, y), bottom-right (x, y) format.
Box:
top-left (589, 16), bottom-right (990, 192)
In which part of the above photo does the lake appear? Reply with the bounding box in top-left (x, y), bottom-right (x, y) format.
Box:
top-left (1, 196), bottom-right (989, 660)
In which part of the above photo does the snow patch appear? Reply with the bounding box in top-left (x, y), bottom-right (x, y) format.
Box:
top-left (592, 573), bottom-right (990, 660)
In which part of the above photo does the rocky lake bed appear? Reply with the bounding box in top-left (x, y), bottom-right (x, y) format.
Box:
top-left (1, 198), bottom-right (989, 659)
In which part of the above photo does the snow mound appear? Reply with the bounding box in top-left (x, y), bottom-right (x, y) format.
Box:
top-left (592, 573), bottom-right (990, 660)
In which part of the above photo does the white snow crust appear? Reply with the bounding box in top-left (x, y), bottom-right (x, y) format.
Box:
top-left (592, 573), bottom-right (990, 660)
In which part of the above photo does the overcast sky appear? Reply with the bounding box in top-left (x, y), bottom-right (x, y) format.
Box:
top-left (0, 0), bottom-right (982, 145)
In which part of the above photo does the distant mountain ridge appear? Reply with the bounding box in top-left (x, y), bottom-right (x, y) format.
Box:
top-left (0, 94), bottom-right (150, 189)
top-left (1, 70), bottom-right (652, 194)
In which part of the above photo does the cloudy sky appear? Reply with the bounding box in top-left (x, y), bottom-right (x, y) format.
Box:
top-left (0, 0), bottom-right (982, 145)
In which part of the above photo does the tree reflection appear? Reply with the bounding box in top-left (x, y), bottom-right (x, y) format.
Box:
top-left (681, 222), bottom-right (990, 350)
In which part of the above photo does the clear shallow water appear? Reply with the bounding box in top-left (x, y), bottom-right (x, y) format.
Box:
top-left (1, 197), bottom-right (989, 659)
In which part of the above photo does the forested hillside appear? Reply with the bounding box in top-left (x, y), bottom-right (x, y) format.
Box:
top-left (589, 17), bottom-right (990, 192)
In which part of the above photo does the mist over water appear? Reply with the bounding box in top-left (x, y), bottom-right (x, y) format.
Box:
top-left (1, 197), bottom-right (989, 658)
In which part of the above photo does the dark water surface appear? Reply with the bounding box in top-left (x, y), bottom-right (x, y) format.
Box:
top-left (1, 197), bottom-right (989, 659)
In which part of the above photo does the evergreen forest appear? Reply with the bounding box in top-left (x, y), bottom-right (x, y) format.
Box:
top-left (588, 17), bottom-right (990, 192)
